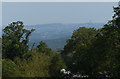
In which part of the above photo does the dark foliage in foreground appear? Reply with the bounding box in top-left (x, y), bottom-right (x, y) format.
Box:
top-left (61, 5), bottom-right (120, 78)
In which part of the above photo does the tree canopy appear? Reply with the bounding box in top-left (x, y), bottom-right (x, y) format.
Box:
top-left (2, 21), bottom-right (35, 60)
top-left (61, 4), bottom-right (120, 77)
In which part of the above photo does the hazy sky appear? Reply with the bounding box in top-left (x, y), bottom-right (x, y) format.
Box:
top-left (1, 0), bottom-right (119, 2)
top-left (0, 2), bottom-right (2, 36)
top-left (0, 2), bottom-right (2, 26)
top-left (2, 2), bottom-right (117, 26)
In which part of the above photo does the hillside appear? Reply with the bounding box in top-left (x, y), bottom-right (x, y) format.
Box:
top-left (26, 23), bottom-right (105, 50)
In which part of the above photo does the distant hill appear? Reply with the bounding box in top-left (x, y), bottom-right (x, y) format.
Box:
top-left (26, 23), bottom-right (104, 40)
top-left (25, 23), bottom-right (105, 50)
top-left (29, 37), bottom-right (69, 51)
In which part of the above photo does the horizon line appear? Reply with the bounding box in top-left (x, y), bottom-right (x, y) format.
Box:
top-left (2, 22), bottom-right (106, 27)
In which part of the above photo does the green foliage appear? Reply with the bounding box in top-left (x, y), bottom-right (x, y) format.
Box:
top-left (2, 51), bottom-right (66, 77)
top-left (95, 5), bottom-right (120, 77)
top-left (2, 21), bottom-right (66, 77)
top-left (49, 52), bottom-right (66, 77)
top-left (2, 59), bottom-right (21, 77)
top-left (3, 3), bottom-right (120, 78)
top-left (2, 52), bottom-right (51, 77)
top-left (61, 4), bottom-right (120, 77)
top-left (62, 27), bottom-right (98, 55)
top-left (37, 41), bottom-right (52, 53)
top-left (61, 27), bottom-right (98, 74)
top-left (2, 21), bottom-right (35, 60)
top-left (15, 52), bottom-right (51, 77)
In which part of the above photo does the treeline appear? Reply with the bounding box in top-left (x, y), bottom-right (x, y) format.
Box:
top-left (2, 4), bottom-right (120, 78)
top-left (2, 21), bottom-right (66, 77)
top-left (61, 5), bottom-right (120, 77)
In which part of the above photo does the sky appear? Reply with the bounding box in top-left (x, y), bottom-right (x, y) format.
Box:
top-left (0, 0), bottom-right (1, 20)
top-left (1, 0), bottom-right (119, 2)
top-left (0, 2), bottom-right (2, 36)
top-left (2, 2), bottom-right (117, 26)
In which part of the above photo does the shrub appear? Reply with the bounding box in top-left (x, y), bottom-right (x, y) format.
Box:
top-left (2, 59), bottom-right (21, 77)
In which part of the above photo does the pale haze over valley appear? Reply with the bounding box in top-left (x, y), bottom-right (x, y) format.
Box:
top-left (2, 2), bottom-right (117, 50)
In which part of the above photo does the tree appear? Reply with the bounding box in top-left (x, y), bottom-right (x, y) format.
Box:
top-left (61, 27), bottom-right (98, 75)
top-left (49, 52), bottom-right (66, 77)
top-left (37, 41), bottom-right (52, 53)
top-left (16, 52), bottom-right (51, 77)
top-left (96, 4), bottom-right (120, 77)
top-left (2, 21), bottom-right (35, 60)
top-left (61, 3), bottom-right (120, 77)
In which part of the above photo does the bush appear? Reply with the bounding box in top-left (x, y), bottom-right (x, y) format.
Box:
top-left (2, 59), bottom-right (21, 77)
top-left (48, 52), bottom-right (67, 77)
top-left (14, 52), bottom-right (51, 77)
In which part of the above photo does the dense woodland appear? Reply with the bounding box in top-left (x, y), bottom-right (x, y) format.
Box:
top-left (2, 4), bottom-right (120, 78)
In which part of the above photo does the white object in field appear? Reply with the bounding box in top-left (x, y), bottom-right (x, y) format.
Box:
top-left (60, 69), bottom-right (66, 73)
top-left (67, 71), bottom-right (71, 74)
top-left (60, 69), bottom-right (71, 75)
top-left (60, 69), bottom-right (67, 74)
